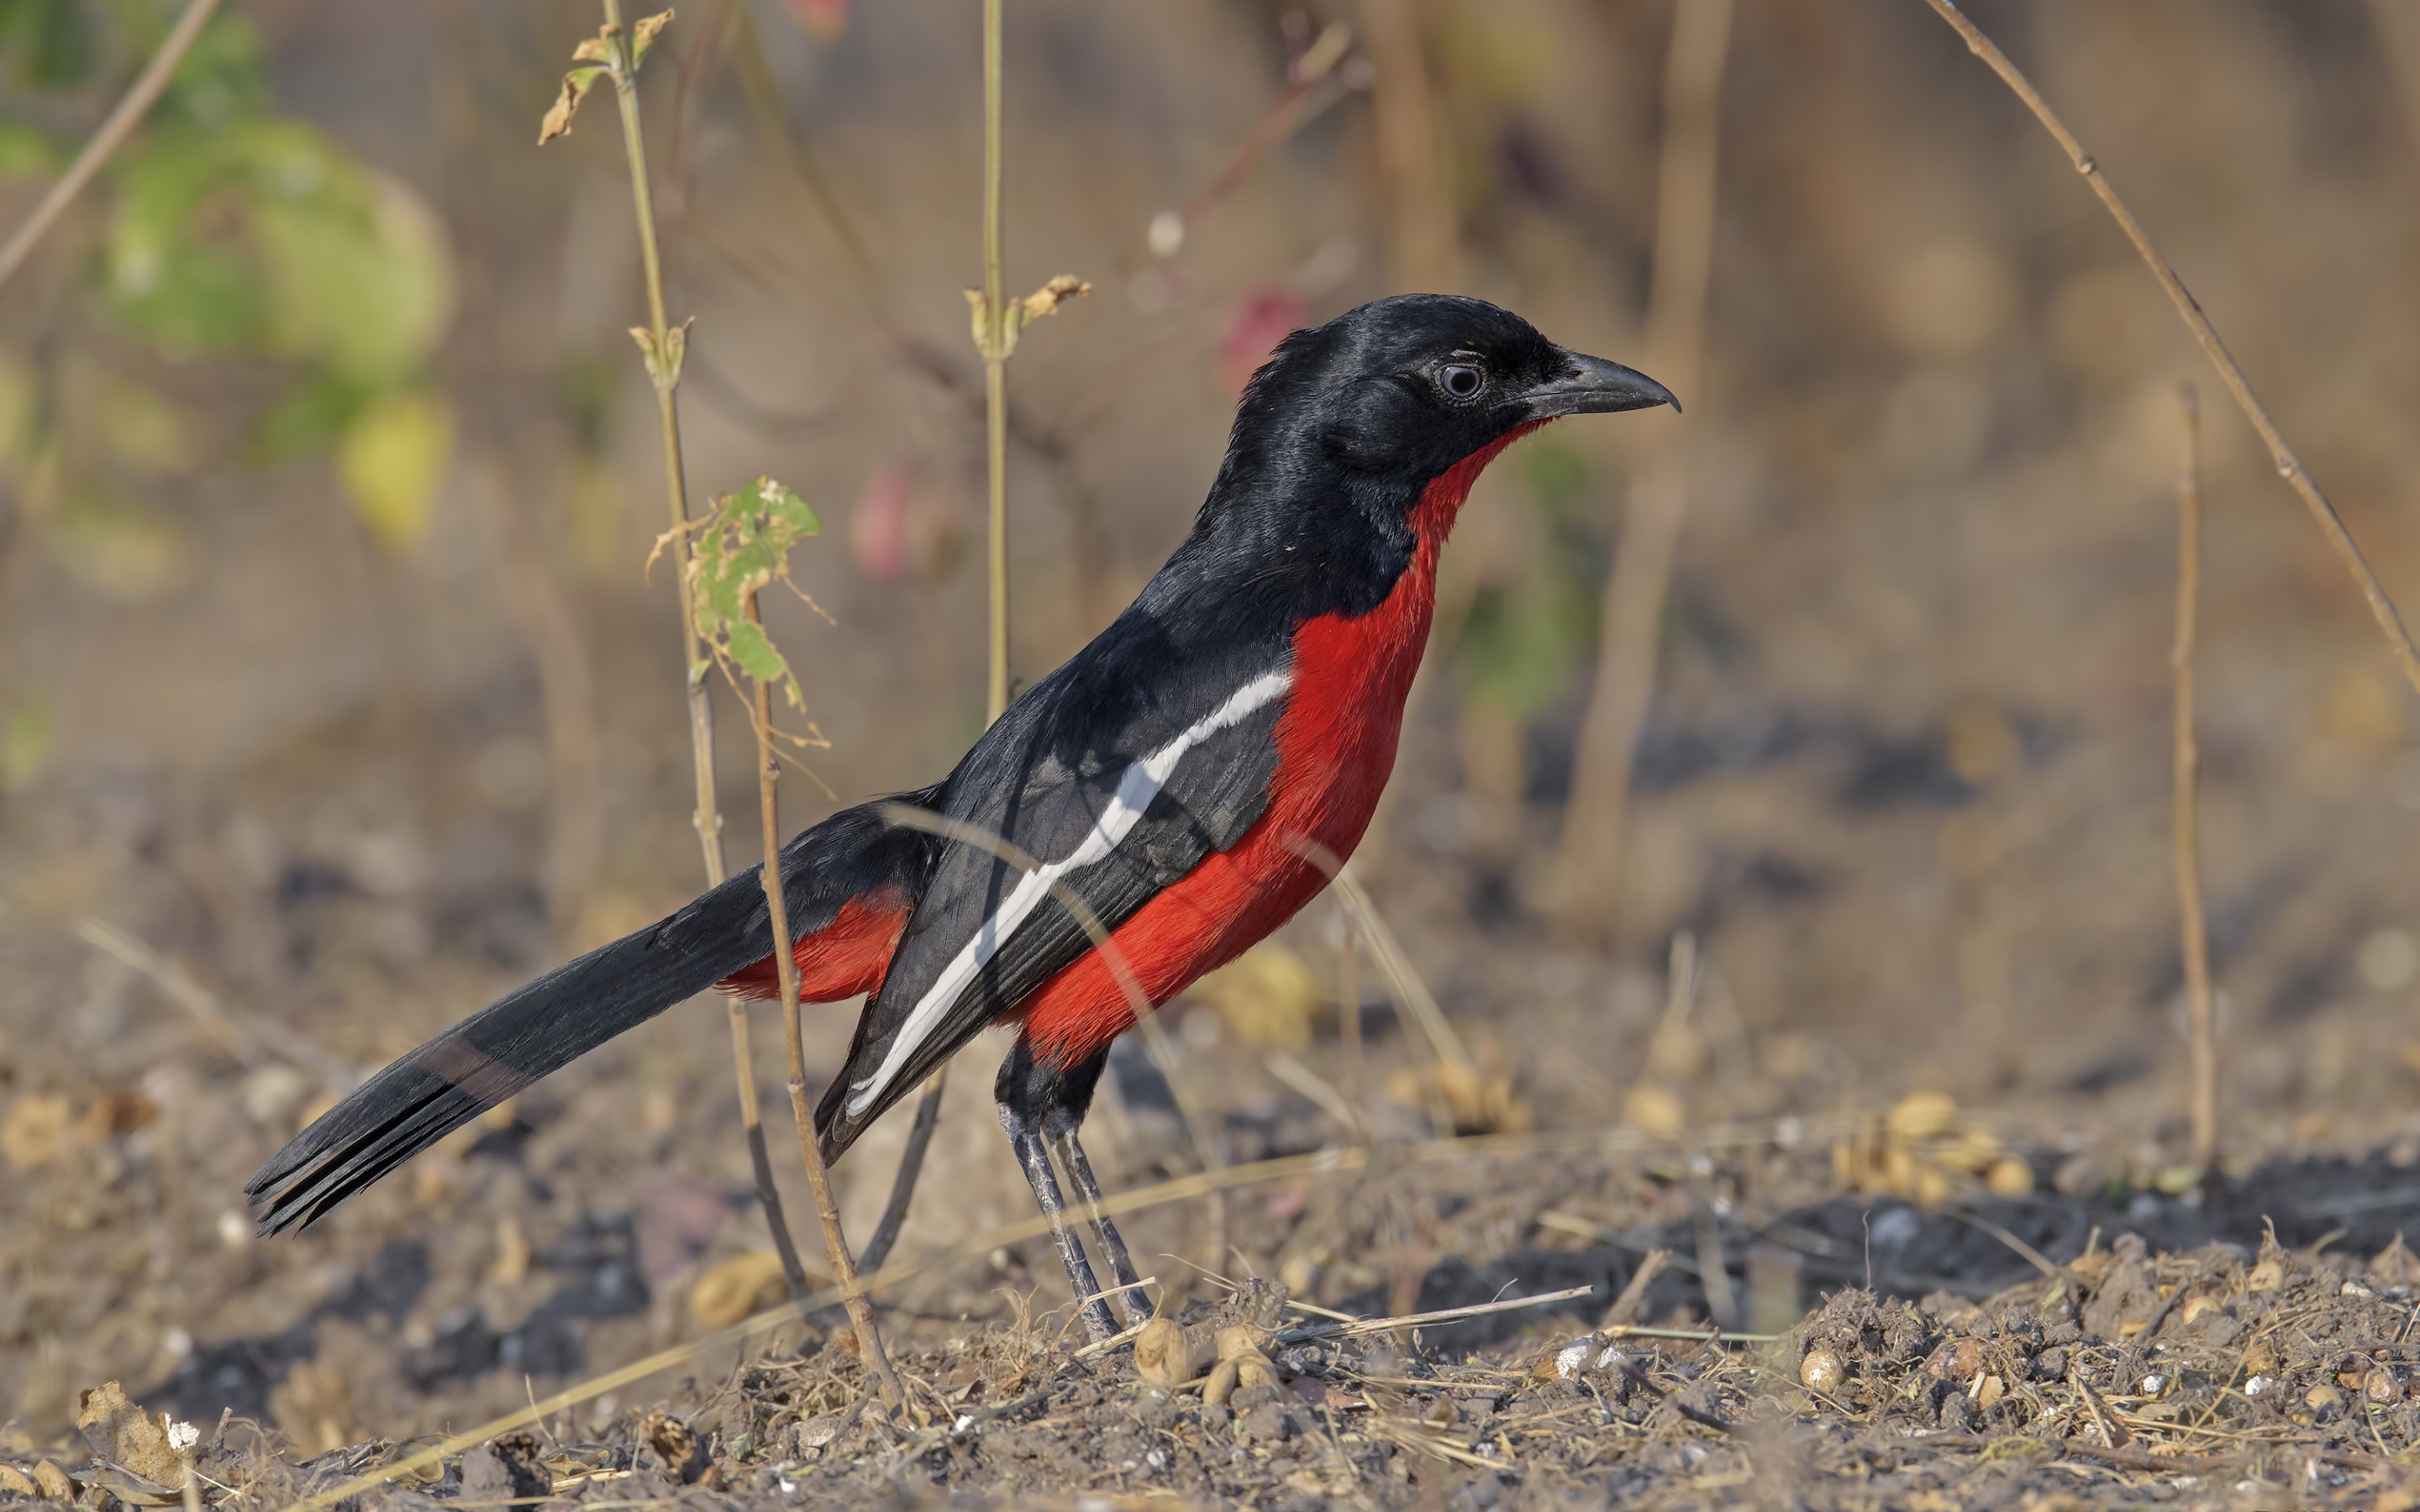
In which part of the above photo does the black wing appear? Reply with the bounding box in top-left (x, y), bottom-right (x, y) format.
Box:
top-left (813, 614), bottom-right (1295, 1160)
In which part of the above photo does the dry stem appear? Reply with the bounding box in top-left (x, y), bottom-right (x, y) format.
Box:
top-left (2173, 386), bottom-right (2217, 1170)
top-left (748, 601), bottom-right (902, 1410)
top-left (861, 0), bottom-right (1018, 1272)
top-left (0, 0), bottom-right (224, 292)
top-left (1337, 903), bottom-right (1363, 1111)
top-left (1922, 0), bottom-right (2420, 703)
top-left (1362, 0), bottom-right (1458, 293)
top-left (595, 0), bottom-right (807, 1296)
top-left (981, 0), bottom-right (1011, 722)
top-left (1553, 0), bottom-right (1733, 934)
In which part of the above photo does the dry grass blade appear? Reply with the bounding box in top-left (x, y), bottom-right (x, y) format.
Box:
top-left (2172, 385), bottom-right (2217, 1171)
top-left (1921, 0), bottom-right (2420, 704)
top-left (0, 0), bottom-right (224, 292)
top-left (1276, 1283), bottom-right (1596, 1341)
top-left (1329, 865), bottom-right (1471, 1072)
top-left (1553, 0), bottom-right (1733, 932)
top-left (74, 916), bottom-right (352, 1088)
top-left (1944, 1209), bottom-right (2062, 1281)
top-left (1600, 1247), bottom-right (1670, 1329)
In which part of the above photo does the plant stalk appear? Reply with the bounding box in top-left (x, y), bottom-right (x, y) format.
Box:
top-left (599, 0), bottom-right (808, 1297)
top-left (2173, 386), bottom-right (2217, 1172)
top-left (748, 598), bottom-right (902, 1409)
top-left (982, 0), bottom-right (1010, 721)
top-left (1553, 0), bottom-right (1733, 935)
top-left (859, 0), bottom-right (1013, 1275)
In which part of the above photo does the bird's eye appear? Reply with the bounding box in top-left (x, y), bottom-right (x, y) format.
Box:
top-left (1439, 363), bottom-right (1484, 400)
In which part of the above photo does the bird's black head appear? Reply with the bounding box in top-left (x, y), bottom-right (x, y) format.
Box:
top-left (1171, 294), bottom-right (1673, 622)
top-left (1225, 293), bottom-right (1676, 496)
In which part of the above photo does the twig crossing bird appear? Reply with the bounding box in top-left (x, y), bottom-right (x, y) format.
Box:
top-left (247, 295), bottom-right (1675, 1342)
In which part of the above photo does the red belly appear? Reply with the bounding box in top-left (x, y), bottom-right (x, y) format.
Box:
top-left (1017, 425), bottom-right (1540, 1068)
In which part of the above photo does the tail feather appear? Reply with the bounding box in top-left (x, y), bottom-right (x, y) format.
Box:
top-left (248, 794), bottom-right (939, 1234)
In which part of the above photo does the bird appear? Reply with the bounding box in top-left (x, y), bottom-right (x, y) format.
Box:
top-left (246, 293), bottom-right (1675, 1342)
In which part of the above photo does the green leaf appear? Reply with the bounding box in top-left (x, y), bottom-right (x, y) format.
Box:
top-left (243, 128), bottom-right (453, 381)
top-left (688, 475), bottom-right (821, 705)
top-left (0, 122), bottom-right (57, 179)
top-left (160, 12), bottom-right (269, 127)
top-left (104, 130), bottom-right (266, 353)
top-left (0, 0), bottom-right (94, 89)
top-left (1455, 577), bottom-right (1591, 717)
top-left (724, 618), bottom-right (789, 687)
top-left (103, 120), bottom-right (454, 376)
top-left (247, 368), bottom-right (374, 463)
top-left (336, 386), bottom-right (453, 552)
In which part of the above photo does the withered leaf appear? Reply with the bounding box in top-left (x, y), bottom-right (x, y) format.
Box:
top-left (76, 1381), bottom-right (184, 1487)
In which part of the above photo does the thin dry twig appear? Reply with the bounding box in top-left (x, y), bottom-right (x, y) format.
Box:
top-left (73, 916), bottom-right (353, 1089)
top-left (583, 0), bottom-right (808, 1298)
top-left (2172, 385), bottom-right (2217, 1171)
top-left (1361, 0), bottom-right (1457, 293)
top-left (1600, 1247), bottom-right (1670, 1330)
top-left (0, 0), bottom-right (224, 292)
top-left (746, 596), bottom-right (902, 1410)
top-left (1553, 0), bottom-right (1732, 932)
top-left (1921, 0), bottom-right (2420, 703)
top-left (1328, 865), bottom-right (1472, 1072)
top-left (1276, 1284), bottom-right (1597, 1341)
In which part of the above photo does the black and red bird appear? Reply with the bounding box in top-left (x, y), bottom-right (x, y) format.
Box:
top-left (248, 295), bottom-right (1674, 1341)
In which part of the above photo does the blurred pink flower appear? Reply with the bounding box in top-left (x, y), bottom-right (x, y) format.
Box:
top-left (851, 458), bottom-right (916, 584)
top-left (1220, 286), bottom-right (1307, 394)
top-left (781, 0), bottom-right (849, 39)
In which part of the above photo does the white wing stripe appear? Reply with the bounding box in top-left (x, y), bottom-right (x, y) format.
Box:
top-left (844, 669), bottom-right (1292, 1116)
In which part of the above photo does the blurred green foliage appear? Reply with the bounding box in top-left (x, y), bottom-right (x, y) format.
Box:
top-left (0, 0), bottom-right (455, 585)
top-left (1453, 435), bottom-right (1605, 718)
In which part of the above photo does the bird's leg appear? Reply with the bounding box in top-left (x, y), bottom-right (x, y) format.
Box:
top-left (997, 1098), bottom-right (1118, 1344)
top-left (1044, 1108), bottom-right (1150, 1327)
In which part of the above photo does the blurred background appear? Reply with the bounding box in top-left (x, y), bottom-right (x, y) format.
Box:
top-left (4, 0), bottom-right (2420, 1454)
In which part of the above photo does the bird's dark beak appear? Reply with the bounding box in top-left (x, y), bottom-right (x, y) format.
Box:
top-left (1522, 350), bottom-right (1681, 418)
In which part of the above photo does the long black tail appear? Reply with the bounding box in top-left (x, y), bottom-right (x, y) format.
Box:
top-left (247, 795), bottom-right (939, 1234)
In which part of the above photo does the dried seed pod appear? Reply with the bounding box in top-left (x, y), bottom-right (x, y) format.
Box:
top-left (1202, 1358), bottom-right (1242, 1407)
top-left (1235, 1352), bottom-right (1280, 1392)
top-left (1924, 1338), bottom-right (1985, 1382)
top-left (1134, 1318), bottom-right (1197, 1390)
top-left (1984, 1158), bottom-right (2034, 1198)
top-left (2247, 1258), bottom-right (2286, 1292)
top-left (32, 1462), bottom-right (76, 1502)
top-left (1216, 1323), bottom-right (1272, 1362)
top-left (2179, 1294), bottom-right (2217, 1327)
top-left (1886, 1090), bottom-right (1958, 1141)
top-left (1973, 1373), bottom-right (2005, 1412)
top-left (1798, 1348), bottom-right (1844, 1394)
